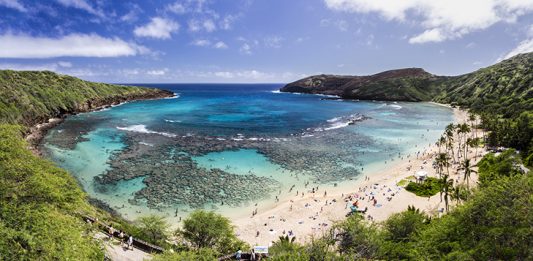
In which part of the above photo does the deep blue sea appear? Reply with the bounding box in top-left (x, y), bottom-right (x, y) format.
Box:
top-left (43, 84), bottom-right (454, 220)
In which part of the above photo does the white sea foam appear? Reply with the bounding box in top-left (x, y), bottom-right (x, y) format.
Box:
top-left (314, 93), bottom-right (341, 98)
top-left (324, 121), bottom-right (351, 131)
top-left (306, 114), bottom-right (366, 133)
top-left (164, 119), bottom-right (182, 123)
top-left (389, 104), bottom-right (402, 110)
top-left (116, 125), bottom-right (177, 138)
top-left (270, 90), bottom-right (281, 94)
top-left (164, 93), bottom-right (180, 99)
top-left (139, 142), bottom-right (154, 146)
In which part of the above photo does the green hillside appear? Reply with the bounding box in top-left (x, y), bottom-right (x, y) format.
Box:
top-left (282, 52), bottom-right (533, 117)
top-left (0, 71), bottom-right (172, 259)
top-left (0, 70), bottom-right (172, 127)
top-left (434, 52), bottom-right (533, 117)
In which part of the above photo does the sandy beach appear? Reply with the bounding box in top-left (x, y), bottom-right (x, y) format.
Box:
top-left (234, 106), bottom-right (486, 245)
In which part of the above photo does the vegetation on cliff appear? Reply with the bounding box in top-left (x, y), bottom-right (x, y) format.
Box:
top-left (433, 53), bottom-right (532, 118)
top-left (0, 70), bottom-right (173, 127)
top-left (282, 52), bottom-right (532, 117)
top-left (0, 71), bottom-right (172, 259)
top-left (0, 124), bottom-right (103, 260)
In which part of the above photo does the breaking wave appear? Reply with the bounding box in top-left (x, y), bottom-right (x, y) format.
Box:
top-left (116, 125), bottom-right (177, 138)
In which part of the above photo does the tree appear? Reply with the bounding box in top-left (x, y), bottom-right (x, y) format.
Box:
top-left (435, 152), bottom-right (450, 179)
top-left (414, 174), bottom-right (533, 260)
top-left (270, 235), bottom-right (309, 260)
top-left (136, 215), bottom-right (170, 245)
top-left (444, 124), bottom-right (456, 162)
top-left (177, 210), bottom-right (247, 255)
top-left (437, 136), bottom-right (447, 154)
top-left (467, 137), bottom-right (481, 160)
top-left (0, 124), bottom-right (103, 260)
top-left (152, 248), bottom-right (218, 261)
top-left (458, 159), bottom-right (476, 189)
top-left (380, 206), bottom-right (428, 259)
top-left (457, 123), bottom-right (471, 160)
top-left (477, 149), bottom-right (524, 186)
top-left (334, 214), bottom-right (382, 259)
top-left (440, 175), bottom-right (454, 212)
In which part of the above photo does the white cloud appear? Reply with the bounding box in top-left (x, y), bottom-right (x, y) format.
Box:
top-left (203, 19), bottom-right (216, 32)
top-left (220, 15), bottom-right (237, 30)
top-left (264, 36), bottom-right (284, 48)
top-left (320, 19), bottom-right (349, 31)
top-left (0, 62), bottom-right (60, 71)
top-left (192, 39), bottom-right (211, 47)
top-left (167, 2), bottom-right (186, 14)
top-left (239, 43), bottom-right (252, 54)
top-left (408, 28), bottom-right (446, 44)
top-left (214, 70), bottom-right (271, 80)
top-left (57, 61), bottom-right (72, 68)
top-left (191, 40), bottom-right (228, 49)
top-left (499, 38), bottom-right (533, 61)
top-left (121, 4), bottom-right (141, 23)
top-left (0, 33), bottom-right (146, 58)
top-left (147, 68), bottom-right (168, 76)
top-left (134, 17), bottom-right (179, 39)
top-left (214, 41), bottom-right (228, 49)
top-left (188, 19), bottom-right (202, 32)
top-left (56, 0), bottom-right (103, 17)
top-left (188, 19), bottom-right (217, 32)
top-left (0, 0), bottom-right (26, 12)
top-left (198, 70), bottom-right (305, 82)
top-left (324, 0), bottom-right (533, 44)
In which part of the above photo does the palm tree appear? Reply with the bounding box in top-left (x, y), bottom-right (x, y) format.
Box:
top-left (457, 123), bottom-right (471, 160)
top-left (466, 137), bottom-right (479, 161)
top-left (468, 112), bottom-right (477, 140)
top-left (435, 152), bottom-right (450, 179)
top-left (437, 136), bottom-right (446, 154)
top-left (451, 185), bottom-right (461, 205)
top-left (441, 174), bottom-right (454, 212)
top-left (459, 158), bottom-right (477, 189)
top-left (444, 124), bottom-right (456, 162)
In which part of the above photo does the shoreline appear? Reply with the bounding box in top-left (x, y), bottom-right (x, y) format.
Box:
top-left (233, 106), bottom-right (487, 245)
top-left (31, 93), bottom-right (484, 246)
top-left (25, 90), bottom-right (175, 155)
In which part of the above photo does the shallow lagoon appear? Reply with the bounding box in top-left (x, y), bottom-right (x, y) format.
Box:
top-left (43, 84), bottom-right (454, 221)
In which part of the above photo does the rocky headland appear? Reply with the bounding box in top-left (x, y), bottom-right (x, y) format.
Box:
top-left (280, 52), bottom-right (532, 116)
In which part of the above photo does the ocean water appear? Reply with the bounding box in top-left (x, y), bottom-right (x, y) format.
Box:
top-left (42, 84), bottom-right (454, 221)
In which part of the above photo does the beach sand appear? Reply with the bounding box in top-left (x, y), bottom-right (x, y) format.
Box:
top-left (233, 106), bottom-right (487, 245)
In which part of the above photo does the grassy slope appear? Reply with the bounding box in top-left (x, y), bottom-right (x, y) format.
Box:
top-left (282, 52), bottom-right (533, 115)
top-left (0, 124), bottom-right (103, 259)
top-left (0, 71), bottom-right (171, 259)
top-left (0, 70), bottom-right (171, 126)
top-left (345, 76), bottom-right (442, 101)
top-left (433, 52), bottom-right (533, 117)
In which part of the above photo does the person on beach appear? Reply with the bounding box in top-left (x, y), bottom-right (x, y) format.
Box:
top-left (127, 236), bottom-right (133, 250)
top-left (118, 230), bottom-right (124, 247)
top-left (250, 248), bottom-right (256, 260)
top-left (108, 226), bottom-right (114, 240)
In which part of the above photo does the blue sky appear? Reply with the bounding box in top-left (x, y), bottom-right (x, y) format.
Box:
top-left (0, 0), bottom-right (532, 83)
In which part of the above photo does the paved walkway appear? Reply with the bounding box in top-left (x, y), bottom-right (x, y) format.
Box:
top-left (96, 232), bottom-right (153, 261)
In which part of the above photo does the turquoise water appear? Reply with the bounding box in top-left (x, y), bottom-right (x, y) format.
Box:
top-left (42, 84), bottom-right (454, 220)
